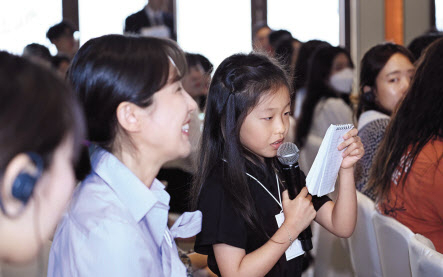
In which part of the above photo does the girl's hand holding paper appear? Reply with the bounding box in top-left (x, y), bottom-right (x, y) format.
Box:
top-left (338, 128), bottom-right (365, 169)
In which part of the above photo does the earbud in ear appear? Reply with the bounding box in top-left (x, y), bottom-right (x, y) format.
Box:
top-left (363, 89), bottom-right (376, 104)
top-left (11, 152), bottom-right (44, 204)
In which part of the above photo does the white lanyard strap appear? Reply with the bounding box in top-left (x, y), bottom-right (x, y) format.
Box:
top-left (246, 172), bottom-right (283, 210)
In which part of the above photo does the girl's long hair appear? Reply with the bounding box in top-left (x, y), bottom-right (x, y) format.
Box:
top-left (190, 52), bottom-right (290, 234)
top-left (367, 38), bottom-right (443, 201)
top-left (295, 46), bottom-right (353, 147)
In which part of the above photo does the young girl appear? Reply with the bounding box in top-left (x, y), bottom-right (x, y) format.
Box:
top-left (191, 53), bottom-right (364, 277)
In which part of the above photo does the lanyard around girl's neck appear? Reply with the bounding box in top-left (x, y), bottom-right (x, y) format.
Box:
top-left (245, 172), bottom-right (283, 212)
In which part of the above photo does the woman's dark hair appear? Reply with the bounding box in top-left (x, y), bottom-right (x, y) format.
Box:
top-left (68, 35), bottom-right (187, 152)
top-left (293, 40), bottom-right (331, 92)
top-left (295, 46), bottom-right (353, 147)
top-left (356, 43), bottom-right (415, 119)
top-left (190, 52), bottom-right (291, 234)
top-left (367, 37), bottom-right (443, 201)
top-left (407, 32), bottom-right (443, 60)
top-left (0, 51), bottom-right (85, 177)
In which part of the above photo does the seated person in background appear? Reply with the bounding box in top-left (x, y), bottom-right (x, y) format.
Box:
top-left (124, 0), bottom-right (175, 40)
top-left (296, 45), bottom-right (354, 173)
top-left (407, 30), bottom-right (443, 60)
top-left (0, 51), bottom-right (84, 263)
top-left (48, 35), bottom-right (201, 276)
top-left (354, 43), bottom-right (415, 201)
top-left (22, 43), bottom-right (52, 69)
top-left (274, 37), bottom-right (302, 78)
top-left (252, 22), bottom-right (272, 54)
top-left (292, 40), bottom-right (331, 120)
top-left (268, 29), bottom-right (293, 57)
top-left (367, 37), bottom-right (443, 253)
top-left (51, 55), bottom-right (71, 78)
top-left (46, 20), bottom-right (78, 59)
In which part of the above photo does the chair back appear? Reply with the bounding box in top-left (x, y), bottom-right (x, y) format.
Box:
top-left (372, 211), bottom-right (414, 277)
top-left (408, 233), bottom-right (443, 277)
top-left (347, 191), bottom-right (382, 277)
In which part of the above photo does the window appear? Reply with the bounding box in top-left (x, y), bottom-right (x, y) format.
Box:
top-left (0, 0), bottom-right (62, 55)
top-left (177, 0), bottom-right (252, 71)
top-left (436, 0), bottom-right (443, 31)
top-left (267, 0), bottom-right (340, 46)
top-left (78, 0), bottom-right (146, 46)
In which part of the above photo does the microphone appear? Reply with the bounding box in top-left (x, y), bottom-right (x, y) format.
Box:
top-left (277, 142), bottom-right (313, 251)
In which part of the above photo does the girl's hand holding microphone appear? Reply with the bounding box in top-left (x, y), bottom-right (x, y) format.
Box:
top-left (282, 187), bottom-right (316, 237)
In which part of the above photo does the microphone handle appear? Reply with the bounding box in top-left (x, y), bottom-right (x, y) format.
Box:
top-left (281, 164), bottom-right (313, 251)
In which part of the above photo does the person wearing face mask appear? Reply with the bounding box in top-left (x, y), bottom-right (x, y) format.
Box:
top-left (295, 46), bottom-right (356, 277)
top-left (296, 46), bottom-right (354, 174)
top-left (355, 43), bottom-right (415, 201)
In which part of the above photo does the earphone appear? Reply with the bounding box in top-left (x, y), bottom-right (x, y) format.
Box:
top-left (11, 152), bottom-right (44, 204)
top-left (362, 89), bottom-right (376, 104)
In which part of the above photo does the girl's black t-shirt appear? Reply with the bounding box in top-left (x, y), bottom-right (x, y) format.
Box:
top-left (194, 160), bottom-right (331, 277)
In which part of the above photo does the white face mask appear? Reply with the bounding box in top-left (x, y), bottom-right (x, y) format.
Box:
top-left (329, 68), bottom-right (354, 94)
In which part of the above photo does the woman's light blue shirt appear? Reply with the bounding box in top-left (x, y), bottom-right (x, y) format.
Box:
top-left (48, 147), bottom-right (201, 276)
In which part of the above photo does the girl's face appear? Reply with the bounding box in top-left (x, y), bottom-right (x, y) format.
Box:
top-left (374, 53), bottom-right (414, 113)
top-left (239, 86), bottom-right (291, 161)
top-left (140, 79), bottom-right (197, 163)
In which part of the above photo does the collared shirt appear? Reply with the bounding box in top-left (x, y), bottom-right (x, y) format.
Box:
top-left (48, 147), bottom-right (201, 276)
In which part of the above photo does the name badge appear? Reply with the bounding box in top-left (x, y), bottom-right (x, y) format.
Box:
top-left (275, 213), bottom-right (305, 261)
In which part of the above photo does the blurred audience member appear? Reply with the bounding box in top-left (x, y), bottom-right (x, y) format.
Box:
top-left (407, 31), bottom-right (443, 60)
top-left (46, 21), bottom-right (78, 59)
top-left (368, 38), bottom-right (443, 253)
top-left (296, 46), bottom-right (354, 173)
top-left (268, 29), bottom-right (293, 56)
top-left (275, 37), bottom-right (302, 77)
top-left (355, 43), bottom-right (415, 200)
top-left (22, 43), bottom-right (52, 69)
top-left (124, 0), bottom-right (175, 40)
top-left (292, 40), bottom-right (331, 119)
top-left (0, 51), bottom-right (84, 263)
top-left (252, 22), bottom-right (272, 53)
top-left (51, 55), bottom-right (71, 78)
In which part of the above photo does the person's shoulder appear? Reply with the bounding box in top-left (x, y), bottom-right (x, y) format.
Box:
top-left (421, 138), bottom-right (443, 163)
top-left (64, 174), bottom-right (135, 236)
top-left (126, 9), bottom-right (145, 20)
top-left (322, 97), bottom-right (350, 109)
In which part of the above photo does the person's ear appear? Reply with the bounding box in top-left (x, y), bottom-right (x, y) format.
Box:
top-left (363, 85), bottom-right (376, 103)
top-left (1, 154), bottom-right (38, 215)
top-left (116, 102), bottom-right (141, 133)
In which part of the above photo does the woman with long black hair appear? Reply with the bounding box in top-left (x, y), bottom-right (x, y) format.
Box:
top-left (368, 38), bottom-right (443, 253)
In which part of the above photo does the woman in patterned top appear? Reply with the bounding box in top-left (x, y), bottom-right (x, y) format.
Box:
top-left (354, 43), bottom-right (415, 200)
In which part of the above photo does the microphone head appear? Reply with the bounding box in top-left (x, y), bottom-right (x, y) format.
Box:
top-left (277, 142), bottom-right (300, 166)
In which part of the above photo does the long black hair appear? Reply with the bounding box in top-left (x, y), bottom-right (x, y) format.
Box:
top-left (356, 43), bottom-right (414, 119)
top-left (190, 52), bottom-right (291, 232)
top-left (367, 37), bottom-right (443, 201)
top-left (295, 46), bottom-right (353, 147)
